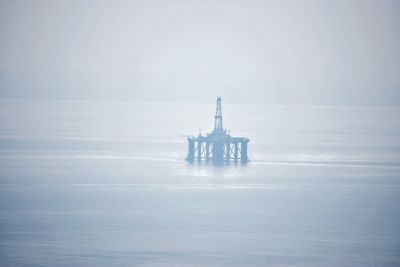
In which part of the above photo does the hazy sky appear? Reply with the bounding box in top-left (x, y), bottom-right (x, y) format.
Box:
top-left (0, 0), bottom-right (399, 105)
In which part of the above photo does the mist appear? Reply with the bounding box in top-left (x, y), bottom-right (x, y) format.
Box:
top-left (1, 0), bottom-right (399, 105)
top-left (1, 1), bottom-right (400, 266)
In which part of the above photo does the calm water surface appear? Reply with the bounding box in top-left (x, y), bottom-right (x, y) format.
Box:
top-left (0, 99), bottom-right (399, 266)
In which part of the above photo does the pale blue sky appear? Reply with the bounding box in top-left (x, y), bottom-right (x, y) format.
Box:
top-left (0, 0), bottom-right (399, 105)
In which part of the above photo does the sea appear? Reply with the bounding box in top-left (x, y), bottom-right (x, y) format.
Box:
top-left (0, 99), bottom-right (399, 266)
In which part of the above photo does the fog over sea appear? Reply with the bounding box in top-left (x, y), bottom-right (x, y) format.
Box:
top-left (0, 98), bottom-right (399, 266)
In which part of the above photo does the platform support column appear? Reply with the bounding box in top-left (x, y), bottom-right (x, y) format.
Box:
top-left (234, 143), bottom-right (238, 162)
top-left (197, 141), bottom-right (203, 161)
top-left (241, 141), bottom-right (248, 163)
top-left (226, 142), bottom-right (231, 161)
top-left (205, 142), bottom-right (210, 161)
top-left (212, 142), bottom-right (224, 164)
top-left (187, 138), bottom-right (194, 162)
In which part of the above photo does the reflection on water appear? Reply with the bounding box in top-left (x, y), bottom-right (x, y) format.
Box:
top-left (0, 99), bottom-right (399, 266)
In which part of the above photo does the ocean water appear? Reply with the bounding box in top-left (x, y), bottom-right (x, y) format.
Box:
top-left (0, 99), bottom-right (399, 266)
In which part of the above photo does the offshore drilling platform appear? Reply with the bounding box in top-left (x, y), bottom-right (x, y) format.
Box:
top-left (187, 97), bottom-right (249, 164)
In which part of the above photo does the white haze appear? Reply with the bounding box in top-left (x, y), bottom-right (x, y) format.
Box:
top-left (0, 0), bottom-right (399, 106)
top-left (1, 2), bottom-right (400, 266)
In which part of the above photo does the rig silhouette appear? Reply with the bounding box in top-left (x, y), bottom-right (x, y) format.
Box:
top-left (187, 97), bottom-right (249, 164)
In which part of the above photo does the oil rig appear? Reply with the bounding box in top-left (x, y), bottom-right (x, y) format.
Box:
top-left (187, 97), bottom-right (249, 164)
